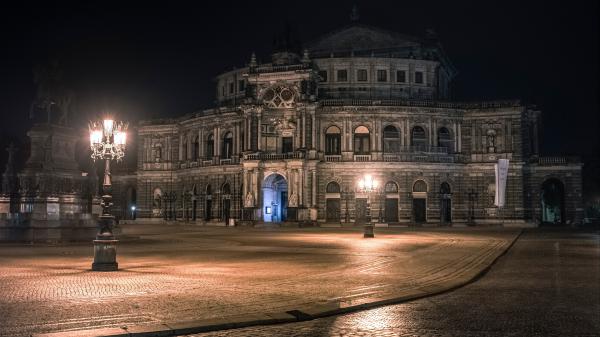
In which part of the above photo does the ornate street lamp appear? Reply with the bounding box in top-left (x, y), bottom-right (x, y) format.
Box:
top-left (358, 174), bottom-right (378, 238)
top-left (89, 118), bottom-right (128, 271)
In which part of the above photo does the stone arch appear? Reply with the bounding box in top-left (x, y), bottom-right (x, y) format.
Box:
top-left (413, 180), bottom-right (428, 192)
top-left (222, 131), bottom-right (233, 159)
top-left (383, 124), bottom-right (401, 153)
top-left (353, 125), bottom-right (371, 155)
top-left (325, 125), bottom-right (342, 155)
top-left (383, 180), bottom-right (399, 223)
top-left (437, 126), bottom-right (454, 153)
top-left (412, 179), bottom-right (428, 223)
top-left (411, 125), bottom-right (428, 149)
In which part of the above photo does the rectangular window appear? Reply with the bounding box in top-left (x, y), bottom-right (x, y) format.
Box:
top-left (396, 70), bottom-right (406, 83)
top-left (415, 71), bottom-right (424, 84)
top-left (229, 82), bottom-right (234, 94)
top-left (336, 69), bottom-right (348, 82)
top-left (357, 69), bottom-right (368, 82)
top-left (318, 70), bottom-right (328, 82)
top-left (377, 70), bottom-right (387, 82)
top-left (238, 80), bottom-right (245, 92)
top-left (282, 137), bottom-right (293, 153)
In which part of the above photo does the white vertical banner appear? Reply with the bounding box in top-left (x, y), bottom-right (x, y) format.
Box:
top-left (494, 159), bottom-right (509, 207)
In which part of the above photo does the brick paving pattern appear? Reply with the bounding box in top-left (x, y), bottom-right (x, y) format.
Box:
top-left (0, 226), bottom-right (518, 336)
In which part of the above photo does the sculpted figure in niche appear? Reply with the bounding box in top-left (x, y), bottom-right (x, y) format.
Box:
top-left (245, 192), bottom-right (255, 207)
top-left (486, 129), bottom-right (496, 153)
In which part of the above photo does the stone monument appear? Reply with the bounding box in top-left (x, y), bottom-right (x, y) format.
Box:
top-left (0, 62), bottom-right (97, 242)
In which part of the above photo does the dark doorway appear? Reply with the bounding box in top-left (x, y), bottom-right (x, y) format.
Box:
top-left (441, 198), bottom-right (451, 224)
top-left (385, 198), bottom-right (399, 223)
top-left (222, 199), bottom-right (230, 224)
top-left (205, 184), bottom-right (212, 221)
top-left (355, 198), bottom-right (367, 224)
top-left (326, 199), bottom-right (341, 222)
top-left (440, 182), bottom-right (452, 224)
top-left (413, 198), bottom-right (426, 223)
top-left (281, 191), bottom-right (288, 221)
top-left (541, 179), bottom-right (565, 225)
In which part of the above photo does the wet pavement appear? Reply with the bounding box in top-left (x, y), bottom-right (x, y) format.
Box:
top-left (183, 229), bottom-right (600, 337)
top-left (0, 225), bottom-right (518, 337)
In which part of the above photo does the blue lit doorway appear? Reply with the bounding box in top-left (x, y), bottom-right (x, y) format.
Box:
top-left (262, 173), bottom-right (287, 222)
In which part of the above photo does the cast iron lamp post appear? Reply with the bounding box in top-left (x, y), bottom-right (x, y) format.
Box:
top-left (358, 174), bottom-right (378, 238)
top-left (89, 119), bottom-right (128, 271)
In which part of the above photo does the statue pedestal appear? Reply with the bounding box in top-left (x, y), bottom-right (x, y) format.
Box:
top-left (92, 215), bottom-right (118, 271)
top-left (92, 239), bottom-right (118, 271)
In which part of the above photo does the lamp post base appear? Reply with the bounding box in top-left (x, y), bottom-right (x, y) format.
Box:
top-left (92, 239), bottom-right (119, 271)
top-left (363, 224), bottom-right (374, 238)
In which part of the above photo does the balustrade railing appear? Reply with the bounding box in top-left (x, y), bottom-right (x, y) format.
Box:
top-left (320, 98), bottom-right (521, 109)
top-left (324, 155), bottom-right (342, 162)
top-left (537, 156), bottom-right (576, 165)
top-left (244, 152), bottom-right (305, 160)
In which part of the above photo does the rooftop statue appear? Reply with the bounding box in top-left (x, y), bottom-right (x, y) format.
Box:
top-left (29, 60), bottom-right (74, 126)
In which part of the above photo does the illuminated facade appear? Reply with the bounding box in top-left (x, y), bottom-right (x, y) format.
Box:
top-left (125, 24), bottom-right (583, 226)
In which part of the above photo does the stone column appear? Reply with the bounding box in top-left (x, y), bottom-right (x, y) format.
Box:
top-left (406, 119), bottom-right (411, 146)
top-left (457, 122), bottom-right (462, 152)
top-left (179, 134), bottom-right (184, 160)
top-left (311, 170), bottom-right (317, 207)
top-left (257, 113), bottom-right (262, 151)
top-left (199, 129), bottom-right (204, 158)
top-left (235, 122), bottom-right (240, 155)
top-left (311, 113), bottom-right (316, 149)
top-left (302, 113), bottom-right (306, 148)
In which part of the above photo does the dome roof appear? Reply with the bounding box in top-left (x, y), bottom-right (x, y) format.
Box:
top-left (307, 24), bottom-right (424, 57)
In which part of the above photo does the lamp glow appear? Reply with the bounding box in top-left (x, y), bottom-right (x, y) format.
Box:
top-left (103, 119), bottom-right (114, 136)
top-left (114, 131), bottom-right (126, 146)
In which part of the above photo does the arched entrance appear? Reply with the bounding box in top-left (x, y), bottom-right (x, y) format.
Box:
top-left (440, 182), bottom-right (452, 224)
top-left (222, 183), bottom-right (231, 225)
top-left (325, 181), bottom-right (341, 222)
top-left (412, 180), bottom-right (427, 223)
top-left (205, 184), bottom-right (212, 221)
top-left (541, 179), bottom-right (565, 225)
top-left (384, 181), bottom-right (399, 223)
top-left (262, 174), bottom-right (287, 222)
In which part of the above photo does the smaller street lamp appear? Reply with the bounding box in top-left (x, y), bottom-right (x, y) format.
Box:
top-left (358, 174), bottom-right (378, 238)
top-left (89, 118), bottom-right (128, 271)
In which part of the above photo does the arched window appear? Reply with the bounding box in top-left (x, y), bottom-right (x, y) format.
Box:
top-left (437, 127), bottom-right (454, 153)
top-left (413, 180), bottom-right (428, 192)
top-left (440, 182), bottom-right (451, 194)
top-left (222, 132), bottom-right (233, 159)
top-left (325, 126), bottom-right (341, 155)
top-left (411, 126), bottom-right (427, 150)
top-left (193, 136), bottom-right (200, 160)
top-left (222, 182), bottom-right (231, 195)
top-left (354, 126), bottom-right (370, 154)
top-left (206, 134), bottom-right (214, 158)
top-left (383, 125), bottom-right (401, 153)
top-left (385, 181), bottom-right (398, 193)
top-left (326, 181), bottom-right (341, 193)
top-left (205, 184), bottom-right (212, 220)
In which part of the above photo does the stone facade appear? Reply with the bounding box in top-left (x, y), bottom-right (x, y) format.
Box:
top-left (126, 24), bottom-right (583, 226)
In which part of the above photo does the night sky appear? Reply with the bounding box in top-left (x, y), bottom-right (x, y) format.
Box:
top-left (0, 1), bottom-right (598, 198)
